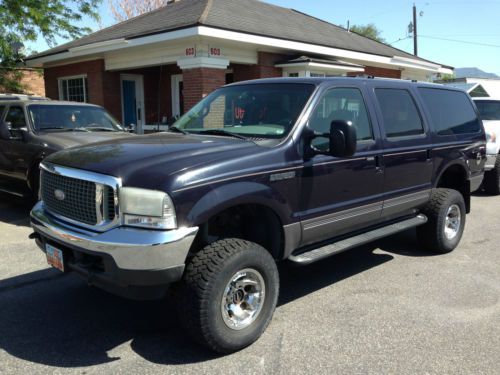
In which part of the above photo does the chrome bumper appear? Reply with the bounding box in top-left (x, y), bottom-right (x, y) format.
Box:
top-left (30, 201), bottom-right (198, 271)
top-left (485, 154), bottom-right (498, 171)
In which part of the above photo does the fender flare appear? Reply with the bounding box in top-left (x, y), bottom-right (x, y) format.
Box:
top-left (185, 181), bottom-right (291, 227)
top-left (433, 159), bottom-right (469, 188)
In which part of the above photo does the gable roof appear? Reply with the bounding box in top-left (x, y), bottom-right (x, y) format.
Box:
top-left (27, 0), bottom-right (444, 67)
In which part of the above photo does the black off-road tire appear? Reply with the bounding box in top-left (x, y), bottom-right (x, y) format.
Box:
top-left (175, 238), bottom-right (279, 353)
top-left (417, 188), bottom-right (466, 254)
top-left (483, 155), bottom-right (500, 195)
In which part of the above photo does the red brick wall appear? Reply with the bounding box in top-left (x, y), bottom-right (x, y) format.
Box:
top-left (348, 65), bottom-right (402, 79)
top-left (183, 67), bottom-right (226, 111)
top-left (44, 59), bottom-right (107, 104)
top-left (0, 68), bottom-right (45, 96)
top-left (233, 51), bottom-right (287, 82)
top-left (44, 60), bottom-right (181, 123)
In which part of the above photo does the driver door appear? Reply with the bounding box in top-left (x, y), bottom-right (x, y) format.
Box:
top-left (298, 86), bottom-right (384, 246)
top-left (0, 105), bottom-right (33, 193)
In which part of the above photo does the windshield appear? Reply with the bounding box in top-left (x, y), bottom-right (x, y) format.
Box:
top-left (475, 100), bottom-right (500, 121)
top-left (173, 83), bottom-right (315, 139)
top-left (28, 104), bottom-right (124, 132)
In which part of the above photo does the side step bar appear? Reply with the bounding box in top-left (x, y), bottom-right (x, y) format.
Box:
top-left (288, 214), bottom-right (427, 265)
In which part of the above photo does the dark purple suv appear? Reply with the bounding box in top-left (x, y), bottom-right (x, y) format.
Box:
top-left (30, 77), bottom-right (486, 353)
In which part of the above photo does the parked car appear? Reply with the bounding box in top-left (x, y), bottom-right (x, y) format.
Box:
top-left (473, 97), bottom-right (500, 194)
top-left (0, 100), bottom-right (132, 198)
top-left (30, 78), bottom-right (486, 353)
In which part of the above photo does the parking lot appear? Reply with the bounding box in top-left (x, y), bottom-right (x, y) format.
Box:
top-left (0, 192), bottom-right (499, 374)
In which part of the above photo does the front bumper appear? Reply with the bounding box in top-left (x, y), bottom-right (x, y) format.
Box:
top-left (30, 201), bottom-right (198, 299)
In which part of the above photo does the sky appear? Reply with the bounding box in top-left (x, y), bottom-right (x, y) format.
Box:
top-left (27, 0), bottom-right (500, 76)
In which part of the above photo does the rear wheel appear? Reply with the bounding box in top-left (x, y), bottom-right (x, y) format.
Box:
top-left (417, 188), bottom-right (466, 253)
top-left (483, 155), bottom-right (500, 195)
top-left (175, 238), bottom-right (279, 353)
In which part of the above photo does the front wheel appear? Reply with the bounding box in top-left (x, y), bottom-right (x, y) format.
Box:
top-left (417, 188), bottom-right (466, 253)
top-left (175, 238), bottom-right (279, 353)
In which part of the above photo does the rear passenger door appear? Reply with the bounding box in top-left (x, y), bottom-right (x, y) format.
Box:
top-left (369, 85), bottom-right (433, 218)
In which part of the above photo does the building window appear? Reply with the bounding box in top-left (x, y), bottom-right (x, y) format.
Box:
top-left (288, 73), bottom-right (299, 77)
top-left (58, 76), bottom-right (88, 102)
top-left (310, 72), bottom-right (325, 78)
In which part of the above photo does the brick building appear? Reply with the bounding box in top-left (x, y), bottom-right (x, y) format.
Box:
top-left (25, 0), bottom-right (452, 133)
top-left (0, 68), bottom-right (45, 97)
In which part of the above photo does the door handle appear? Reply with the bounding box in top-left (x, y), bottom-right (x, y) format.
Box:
top-left (374, 155), bottom-right (384, 173)
top-left (137, 108), bottom-right (141, 121)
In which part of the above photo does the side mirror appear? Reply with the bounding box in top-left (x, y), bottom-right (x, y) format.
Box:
top-left (0, 121), bottom-right (21, 140)
top-left (0, 122), bottom-right (11, 140)
top-left (329, 120), bottom-right (357, 158)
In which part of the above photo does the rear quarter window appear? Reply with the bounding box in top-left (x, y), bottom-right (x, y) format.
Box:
top-left (418, 88), bottom-right (480, 136)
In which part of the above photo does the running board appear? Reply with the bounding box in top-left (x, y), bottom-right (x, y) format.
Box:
top-left (0, 187), bottom-right (25, 197)
top-left (288, 214), bottom-right (427, 265)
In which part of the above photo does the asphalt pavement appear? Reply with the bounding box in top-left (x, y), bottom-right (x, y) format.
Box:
top-left (0, 192), bottom-right (499, 374)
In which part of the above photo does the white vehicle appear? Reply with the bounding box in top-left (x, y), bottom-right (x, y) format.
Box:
top-left (474, 98), bottom-right (500, 194)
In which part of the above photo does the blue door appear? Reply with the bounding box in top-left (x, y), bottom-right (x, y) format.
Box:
top-left (122, 80), bottom-right (137, 128)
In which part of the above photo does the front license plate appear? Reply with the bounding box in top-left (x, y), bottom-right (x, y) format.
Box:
top-left (46, 244), bottom-right (65, 272)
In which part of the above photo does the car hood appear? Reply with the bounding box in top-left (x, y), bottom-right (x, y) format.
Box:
top-left (44, 132), bottom-right (263, 190)
top-left (37, 130), bottom-right (132, 149)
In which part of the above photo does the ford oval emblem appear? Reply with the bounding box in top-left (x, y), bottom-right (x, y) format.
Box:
top-left (54, 189), bottom-right (65, 201)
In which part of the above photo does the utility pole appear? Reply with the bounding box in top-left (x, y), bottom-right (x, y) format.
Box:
top-left (413, 3), bottom-right (418, 56)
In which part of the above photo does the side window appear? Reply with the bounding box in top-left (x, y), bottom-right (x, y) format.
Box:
top-left (5, 106), bottom-right (27, 129)
top-left (375, 89), bottom-right (424, 138)
top-left (418, 88), bottom-right (480, 135)
top-left (0, 105), bottom-right (5, 120)
top-left (309, 87), bottom-right (373, 150)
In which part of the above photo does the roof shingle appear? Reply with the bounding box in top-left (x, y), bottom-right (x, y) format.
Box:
top-left (28, 0), bottom-right (441, 65)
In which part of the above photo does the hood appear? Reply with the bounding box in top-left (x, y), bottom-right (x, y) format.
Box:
top-left (45, 132), bottom-right (262, 190)
top-left (37, 130), bottom-right (133, 149)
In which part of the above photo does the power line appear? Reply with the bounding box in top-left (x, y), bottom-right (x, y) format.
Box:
top-left (419, 35), bottom-right (500, 48)
top-left (389, 36), bottom-right (412, 45)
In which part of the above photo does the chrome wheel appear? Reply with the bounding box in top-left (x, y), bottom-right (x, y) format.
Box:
top-left (444, 204), bottom-right (461, 240)
top-left (221, 268), bottom-right (266, 330)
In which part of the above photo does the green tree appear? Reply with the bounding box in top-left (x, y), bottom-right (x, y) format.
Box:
top-left (0, 0), bottom-right (101, 93)
top-left (349, 23), bottom-right (385, 43)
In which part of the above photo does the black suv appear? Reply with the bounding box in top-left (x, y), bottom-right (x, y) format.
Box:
top-left (0, 100), bottom-right (131, 198)
top-left (30, 78), bottom-right (486, 353)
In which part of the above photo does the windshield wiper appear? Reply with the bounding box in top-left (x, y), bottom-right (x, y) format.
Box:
top-left (168, 126), bottom-right (188, 134)
top-left (197, 129), bottom-right (247, 140)
top-left (85, 126), bottom-right (118, 132)
top-left (39, 126), bottom-right (66, 131)
top-left (38, 127), bottom-right (88, 132)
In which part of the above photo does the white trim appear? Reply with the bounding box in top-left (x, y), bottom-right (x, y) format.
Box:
top-left (70, 38), bottom-right (128, 52)
top-left (120, 74), bottom-right (145, 134)
top-left (171, 74), bottom-right (183, 118)
top-left (197, 26), bottom-right (443, 72)
top-left (57, 74), bottom-right (88, 102)
top-left (177, 56), bottom-right (230, 70)
top-left (27, 25), bottom-right (448, 74)
top-left (275, 61), bottom-right (364, 72)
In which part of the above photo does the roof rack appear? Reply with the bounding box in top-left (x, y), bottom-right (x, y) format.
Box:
top-left (0, 93), bottom-right (49, 101)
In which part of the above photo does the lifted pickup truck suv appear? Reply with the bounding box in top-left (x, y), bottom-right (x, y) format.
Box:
top-left (0, 99), bottom-right (131, 198)
top-left (473, 97), bottom-right (500, 194)
top-left (30, 78), bottom-right (486, 353)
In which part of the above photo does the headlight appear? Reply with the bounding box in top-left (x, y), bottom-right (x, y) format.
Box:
top-left (119, 187), bottom-right (177, 229)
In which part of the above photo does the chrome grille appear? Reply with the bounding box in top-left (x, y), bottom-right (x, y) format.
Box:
top-left (41, 169), bottom-right (98, 225)
top-left (106, 186), bottom-right (116, 221)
